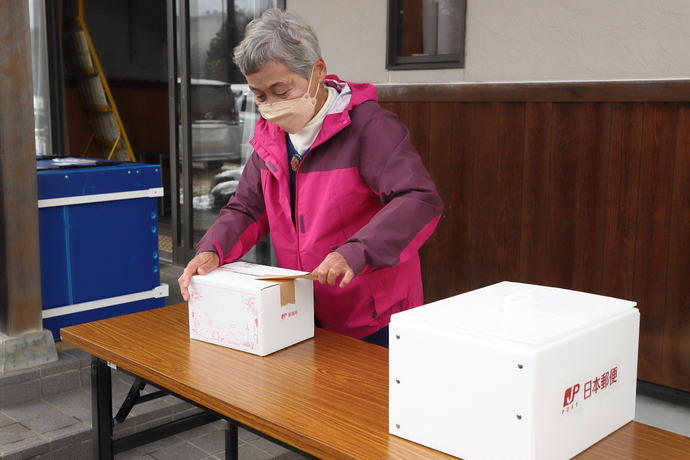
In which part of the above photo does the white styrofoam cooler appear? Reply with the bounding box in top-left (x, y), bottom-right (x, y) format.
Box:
top-left (188, 262), bottom-right (314, 356)
top-left (389, 281), bottom-right (639, 460)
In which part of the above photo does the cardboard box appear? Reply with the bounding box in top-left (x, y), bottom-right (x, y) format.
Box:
top-left (188, 261), bottom-right (314, 356)
top-left (389, 281), bottom-right (639, 460)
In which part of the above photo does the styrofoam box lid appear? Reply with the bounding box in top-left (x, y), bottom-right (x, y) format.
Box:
top-left (193, 261), bottom-right (308, 290)
top-left (392, 281), bottom-right (637, 346)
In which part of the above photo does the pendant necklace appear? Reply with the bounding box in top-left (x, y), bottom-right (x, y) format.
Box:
top-left (290, 153), bottom-right (303, 172)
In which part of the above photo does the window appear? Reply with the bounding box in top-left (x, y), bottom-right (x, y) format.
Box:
top-left (387, 0), bottom-right (466, 70)
top-left (29, 0), bottom-right (52, 156)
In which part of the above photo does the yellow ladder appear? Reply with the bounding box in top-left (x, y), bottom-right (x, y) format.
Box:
top-left (64, 0), bottom-right (136, 162)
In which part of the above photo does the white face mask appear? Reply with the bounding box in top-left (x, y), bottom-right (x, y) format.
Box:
top-left (256, 68), bottom-right (318, 134)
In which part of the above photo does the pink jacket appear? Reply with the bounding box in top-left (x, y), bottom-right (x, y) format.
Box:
top-left (196, 76), bottom-right (443, 339)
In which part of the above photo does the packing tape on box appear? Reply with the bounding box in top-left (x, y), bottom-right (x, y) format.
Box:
top-left (256, 272), bottom-right (318, 282)
top-left (276, 280), bottom-right (295, 307)
top-left (257, 272), bottom-right (317, 308)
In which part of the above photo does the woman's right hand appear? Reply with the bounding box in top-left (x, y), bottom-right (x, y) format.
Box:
top-left (178, 251), bottom-right (220, 301)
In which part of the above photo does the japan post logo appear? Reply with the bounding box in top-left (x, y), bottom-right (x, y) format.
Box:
top-left (563, 384), bottom-right (580, 406)
top-left (560, 360), bottom-right (620, 418)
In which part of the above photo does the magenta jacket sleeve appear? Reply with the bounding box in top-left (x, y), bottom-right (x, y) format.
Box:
top-left (335, 105), bottom-right (443, 275)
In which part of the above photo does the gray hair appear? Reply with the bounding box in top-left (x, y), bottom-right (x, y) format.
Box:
top-left (233, 9), bottom-right (322, 79)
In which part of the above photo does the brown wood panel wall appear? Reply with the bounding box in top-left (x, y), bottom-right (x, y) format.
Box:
top-left (379, 81), bottom-right (690, 392)
top-left (64, 80), bottom-right (169, 157)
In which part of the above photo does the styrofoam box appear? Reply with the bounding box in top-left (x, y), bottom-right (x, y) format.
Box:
top-left (188, 261), bottom-right (314, 356)
top-left (389, 281), bottom-right (640, 460)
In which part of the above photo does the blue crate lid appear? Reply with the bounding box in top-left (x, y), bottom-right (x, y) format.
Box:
top-left (37, 157), bottom-right (162, 200)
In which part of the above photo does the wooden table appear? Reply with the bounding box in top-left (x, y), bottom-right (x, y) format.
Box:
top-left (61, 303), bottom-right (690, 460)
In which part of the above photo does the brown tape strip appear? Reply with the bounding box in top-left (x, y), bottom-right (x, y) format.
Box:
top-left (256, 272), bottom-right (317, 281)
top-left (277, 280), bottom-right (295, 307)
top-left (256, 271), bottom-right (317, 307)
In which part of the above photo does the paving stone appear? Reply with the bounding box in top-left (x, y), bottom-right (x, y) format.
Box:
top-left (146, 441), bottom-right (208, 460)
top-left (0, 412), bottom-right (15, 429)
top-left (2, 400), bottom-right (55, 423)
top-left (112, 424), bottom-right (136, 440)
top-left (79, 368), bottom-right (90, 388)
top-left (188, 430), bottom-right (225, 456)
top-left (0, 368), bottom-right (40, 388)
top-left (171, 406), bottom-right (204, 421)
top-left (37, 353), bottom-right (79, 378)
top-left (40, 370), bottom-right (81, 399)
top-left (114, 447), bottom-right (157, 459)
top-left (64, 404), bottom-right (91, 424)
top-left (237, 442), bottom-right (273, 460)
top-left (251, 436), bottom-right (294, 457)
top-left (49, 439), bottom-right (91, 460)
top-left (176, 423), bottom-right (218, 441)
top-left (0, 423), bottom-right (37, 446)
top-left (161, 395), bottom-right (182, 407)
top-left (115, 412), bottom-right (175, 437)
top-left (111, 378), bottom-right (138, 397)
top-left (128, 395), bottom-right (174, 421)
top-left (239, 426), bottom-right (262, 443)
top-left (136, 433), bottom-right (185, 454)
top-left (61, 348), bottom-right (91, 369)
top-left (43, 389), bottom-right (90, 411)
top-left (42, 422), bottom-right (90, 450)
top-left (272, 451), bottom-right (308, 460)
top-left (115, 370), bottom-right (136, 386)
top-left (0, 434), bottom-right (49, 460)
top-left (1, 380), bottom-right (41, 409)
top-left (22, 410), bottom-right (79, 435)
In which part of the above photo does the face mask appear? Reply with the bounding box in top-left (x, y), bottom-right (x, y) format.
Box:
top-left (257, 68), bottom-right (318, 134)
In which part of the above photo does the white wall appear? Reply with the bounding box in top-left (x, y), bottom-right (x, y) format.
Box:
top-left (287, 0), bottom-right (690, 84)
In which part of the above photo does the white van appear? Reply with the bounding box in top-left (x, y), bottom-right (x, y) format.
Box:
top-left (190, 79), bottom-right (241, 169)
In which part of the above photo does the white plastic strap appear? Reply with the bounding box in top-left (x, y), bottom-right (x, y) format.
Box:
top-left (42, 284), bottom-right (169, 319)
top-left (38, 188), bottom-right (164, 209)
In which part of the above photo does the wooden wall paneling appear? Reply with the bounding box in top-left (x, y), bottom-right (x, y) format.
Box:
top-left (377, 80), bottom-right (690, 104)
top-left (469, 102), bottom-right (502, 290)
top-left (661, 103), bottom-right (690, 391)
top-left (403, 102), bottom-right (429, 173)
top-left (423, 102), bottom-right (455, 301)
top-left (110, 81), bottom-right (170, 153)
top-left (378, 82), bottom-right (690, 392)
top-left (571, 103), bottom-right (611, 295)
top-left (601, 103), bottom-right (643, 301)
top-left (634, 102), bottom-right (679, 384)
top-left (446, 102), bottom-right (477, 299)
top-left (520, 102), bottom-right (553, 285)
top-left (494, 103), bottom-right (526, 283)
top-left (544, 103), bottom-right (582, 289)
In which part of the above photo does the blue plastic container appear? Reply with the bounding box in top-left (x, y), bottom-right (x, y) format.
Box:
top-left (37, 158), bottom-right (168, 339)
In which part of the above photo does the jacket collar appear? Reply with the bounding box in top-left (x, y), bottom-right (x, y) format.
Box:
top-left (250, 75), bottom-right (377, 165)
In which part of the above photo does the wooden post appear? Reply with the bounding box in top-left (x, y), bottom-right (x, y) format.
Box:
top-left (0, 0), bottom-right (57, 371)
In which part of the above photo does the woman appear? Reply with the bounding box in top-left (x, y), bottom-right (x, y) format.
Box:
top-left (178, 9), bottom-right (443, 347)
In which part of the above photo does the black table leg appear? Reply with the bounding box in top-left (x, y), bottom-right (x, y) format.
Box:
top-left (91, 357), bottom-right (114, 459)
top-left (223, 420), bottom-right (239, 460)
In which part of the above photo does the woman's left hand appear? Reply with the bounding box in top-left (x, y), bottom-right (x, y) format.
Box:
top-left (315, 252), bottom-right (355, 288)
